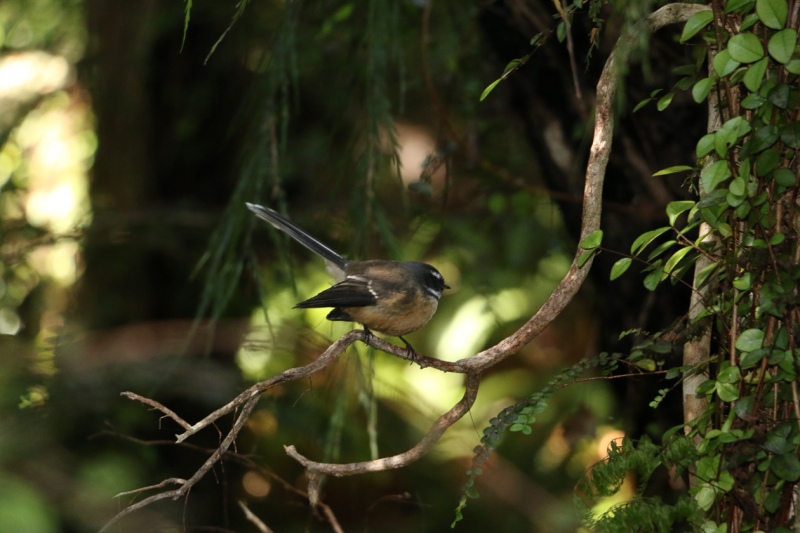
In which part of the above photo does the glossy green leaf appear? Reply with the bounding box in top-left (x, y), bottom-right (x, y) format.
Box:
top-left (735, 328), bottom-right (764, 351)
top-left (786, 58), bottom-right (800, 74)
top-left (657, 92), bottom-right (674, 111)
top-left (653, 165), bottom-right (693, 177)
top-left (768, 29), bottom-right (796, 63)
top-left (579, 229), bottom-right (603, 250)
top-left (718, 365), bottom-right (741, 384)
top-left (680, 10), bottom-right (714, 42)
top-left (743, 57), bottom-right (769, 91)
top-left (712, 50), bottom-right (739, 77)
top-left (667, 200), bottom-right (696, 225)
top-left (728, 33), bottom-right (765, 63)
top-left (716, 381), bottom-right (739, 401)
top-left (577, 249), bottom-right (595, 268)
top-left (610, 257), bottom-right (632, 280)
top-left (692, 76), bottom-right (715, 103)
top-left (664, 246), bottom-right (693, 274)
top-left (647, 239), bottom-right (677, 261)
top-left (756, 0), bottom-right (787, 29)
top-left (696, 133), bottom-right (716, 157)
top-left (480, 78), bottom-right (502, 101)
top-left (643, 267), bottom-right (664, 291)
top-left (631, 226), bottom-right (671, 255)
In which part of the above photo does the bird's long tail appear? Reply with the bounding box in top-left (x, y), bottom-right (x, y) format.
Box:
top-left (246, 203), bottom-right (348, 270)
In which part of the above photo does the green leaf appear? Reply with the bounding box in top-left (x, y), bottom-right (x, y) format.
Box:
top-left (781, 123), bottom-right (800, 148)
top-left (774, 168), bottom-right (796, 186)
top-left (653, 165), bottom-right (693, 177)
top-left (656, 92), bottom-right (674, 111)
top-left (786, 58), bottom-right (800, 74)
top-left (713, 50), bottom-right (740, 77)
top-left (726, 0), bottom-right (755, 12)
top-left (480, 78), bottom-right (502, 101)
top-left (631, 226), bottom-right (671, 255)
top-left (691, 76), bottom-right (714, 103)
top-left (696, 133), bottom-right (716, 157)
top-left (728, 33), bottom-right (765, 63)
top-left (768, 83), bottom-right (790, 109)
top-left (733, 272), bottom-right (752, 290)
top-left (756, 147), bottom-right (780, 176)
top-left (579, 230), bottom-right (603, 250)
top-left (643, 267), bottom-right (664, 291)
top-left (756, 0), bottom-right (787, 29)
top-left (610, 257), bottom-right (632, 280)
top-left (743, 57), bottom-right (769, 91)
top-left (771, 453), bottom-right (800, 481)
top-left (695, 261), bottom-right (718, 288)
top-left (740, 348), bottom-right (766, 367)
top-left (729, 176), bottom-right (746, 196)
top-left (577, 249), bottom-right (595, 268)
top-left (695, 485), bottom-right (717, 511)
top-left (718, 365), bottom-right (741, 384)
top-left (647, 239), bottom-right (677, 261)
top-left (664, 246), bottom-right (693, 274)
top-left (700, 160), bottom-right (732, 192)
top-left (741, 12), bottom-right (761, 30)
top-left (741, 92), bottom-right (766, 109)
top-left (667, 200), bottom-right (696, 225)
top-left (680, 10), bottom-right (714, 42)
top-left (768, 29), bottom-right (796, 63)
top-left (633, 97), bottom-right (652, 112)
top-left (735, 328), bottom-right (764, 351)
top-left (716, 381), bottom-right (739, 401)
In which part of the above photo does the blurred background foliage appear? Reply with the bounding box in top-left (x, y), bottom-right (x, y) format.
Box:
top-left (0, 0), bottom-right (698, 531)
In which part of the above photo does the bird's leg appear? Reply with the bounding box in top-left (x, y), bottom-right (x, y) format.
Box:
top-left (398, 336), bottom-right (417, 360)
top-left (361, 326), bottom-right (373, 345)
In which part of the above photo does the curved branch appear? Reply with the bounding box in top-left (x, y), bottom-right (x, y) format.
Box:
top-left (102, 4), bottom-right (708, 530)
top-left (285, 373), bottom-right (481, 476)
top-left (458, 2), bottom-right (709, 374)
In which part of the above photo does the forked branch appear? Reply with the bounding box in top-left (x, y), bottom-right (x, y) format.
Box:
top-left (101, 4), bottom-right (705, 531)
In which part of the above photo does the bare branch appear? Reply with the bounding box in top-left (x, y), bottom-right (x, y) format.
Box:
top-left (285, 373), bottom-right (481, 477)
top-left (101, 6), bottom-right (708, 531)
top-left (120, 392), bottom-right (193, 432)
top-left (238, 500), bottom-right (273, 533)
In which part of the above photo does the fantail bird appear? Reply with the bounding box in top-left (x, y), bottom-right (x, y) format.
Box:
top-left (246, 203), bottom-right (449, 355)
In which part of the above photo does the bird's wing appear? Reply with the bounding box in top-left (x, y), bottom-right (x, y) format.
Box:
top-left (293, 276), bottom-right (377, 309)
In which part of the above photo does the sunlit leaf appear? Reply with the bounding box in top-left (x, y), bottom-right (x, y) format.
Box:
top-left (653, 165), bottom-right (693, 177)
top-left (480, 78), bottom-right (503, 102)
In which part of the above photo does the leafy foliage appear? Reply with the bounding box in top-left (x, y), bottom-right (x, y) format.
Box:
top-left (464, 0), bottom-right (800, 530)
